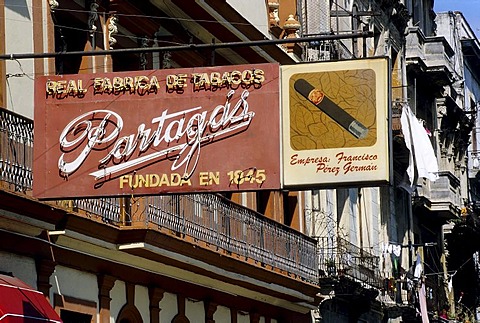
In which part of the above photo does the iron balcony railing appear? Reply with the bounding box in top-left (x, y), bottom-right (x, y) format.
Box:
top-left (146, 194), bottom-right (319, 283)
top-left (305, 39), bottom-right (339, 62)
top-left (0, 108), bottom-right (319, 284)
top-left (0, 109), bottom-right (33, 192)
top-left (317, 236), bottom-right (382, 289)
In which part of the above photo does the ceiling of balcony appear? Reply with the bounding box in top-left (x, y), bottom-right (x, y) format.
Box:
top-left (106, 0), bottom-right (296, 66)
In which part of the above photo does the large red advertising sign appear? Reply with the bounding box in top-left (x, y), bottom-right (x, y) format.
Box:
top-left (33, 63), bottom-right (280, 199)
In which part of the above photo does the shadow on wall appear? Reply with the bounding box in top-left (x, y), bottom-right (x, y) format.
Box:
top-left (6, 0), bottom-right (31, 20)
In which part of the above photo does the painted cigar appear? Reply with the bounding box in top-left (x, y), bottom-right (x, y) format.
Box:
top-left (294, 79), bottom-right (368, 139)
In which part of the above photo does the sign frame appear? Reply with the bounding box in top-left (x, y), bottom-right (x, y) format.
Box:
top-left (281, 57), bottom-right (391, 189)
top-left (33, 63), bottom-right (282, 199)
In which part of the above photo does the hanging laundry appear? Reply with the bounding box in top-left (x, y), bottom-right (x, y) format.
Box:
top-left (400, 105), bottom-right (439, 188)
top-left (414, 252), bottom-right (423, 279)
top-left (419, 282), bottom-right (430, 323)
top-left (392, 244), bottom-right (402, 257)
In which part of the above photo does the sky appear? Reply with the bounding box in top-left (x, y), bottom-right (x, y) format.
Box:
top-left (434, 0), bottom-right (480, 37)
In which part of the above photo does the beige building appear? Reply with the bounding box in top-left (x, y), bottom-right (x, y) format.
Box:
top-left (1, 0), bottom-right (479, 322)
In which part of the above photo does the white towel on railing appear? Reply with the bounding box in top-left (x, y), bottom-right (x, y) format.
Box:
top-left (400, 105), bottom-right (439, 187)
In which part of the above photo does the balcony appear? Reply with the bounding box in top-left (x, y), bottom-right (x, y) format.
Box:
top-left (0, 108), bottom-right (319, 284)
top-left (317, 236), bottom-right (383, 291)
top-left (415, 171), bottom-right (462, 219)
top-left (405, 26), bottom-right (455, 86)
top-left (0, 109), bottom-right (33, 192)
top-left (468, 150), bottom-right (480, 178)
top-left (305, 39), bottom-right (340, 62)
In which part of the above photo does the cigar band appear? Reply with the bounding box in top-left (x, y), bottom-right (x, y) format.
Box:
top-left (307, 89), bottom-right (325, 105)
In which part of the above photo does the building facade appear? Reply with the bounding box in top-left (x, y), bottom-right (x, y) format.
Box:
top-left (1, 0), bottom-right (480, 323)
top-left (435, 10), bottom-right (480, 321)
top-left (298, 0), bottom-right (478, 322)
top-left (0, 1), bottom-right (320, 322)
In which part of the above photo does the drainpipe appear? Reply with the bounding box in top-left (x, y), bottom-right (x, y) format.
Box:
top-left (358, 187), bottom-right (363, 253)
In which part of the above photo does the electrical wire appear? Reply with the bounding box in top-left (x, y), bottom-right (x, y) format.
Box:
top-left (2, 0), bottom-right (376, 70)
top-left (4, 1), bottom-right (278, 65)
top-left (5, 0), bottom-right (374, 37)
top-left (4, 2), bottom-right (269, 29)
top-left (5, 59), bottom-right (34, 80)
top-left (425, 245), bottom-right (442, 274)
top-left (5, 76), bottom-right (16, 113)
top-left (3, 14), bottom-right (188, 47)
top-left (0, 11), bottom-right (372, 72)
top-left (0, 32), bottom-right (372, 61)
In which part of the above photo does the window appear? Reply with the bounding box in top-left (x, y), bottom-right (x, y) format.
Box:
top-left (256, 191), bottom-right (269, 215)
top-left (53, 11), bottom-right (89, 74)
top-left (54, 294), bottom-right (96, 323)
top-left (61, 309), bottom-right (92, 323)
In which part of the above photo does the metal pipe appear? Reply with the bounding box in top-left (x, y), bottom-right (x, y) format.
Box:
top-left (0, 32), bottom-right (373, 60)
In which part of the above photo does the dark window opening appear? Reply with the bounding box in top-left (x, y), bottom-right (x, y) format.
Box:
top-left (391, 49), bottom-right (398, 72)
top-left (256, 191), bottom-right (270, 215)
top-left (221, 192), bottom-right (233, 200)
top-left (112, 53), bottom-right (143, 72)
top-left (54, 13), bottom-right (89, 75)
top-left (61, 309), bottom-right (92, 323)
top-left (283, 192), bottom-right (297, 226)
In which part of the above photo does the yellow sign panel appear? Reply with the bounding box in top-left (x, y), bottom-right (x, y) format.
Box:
top-left (281, 58), bottom-right (391, 188)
